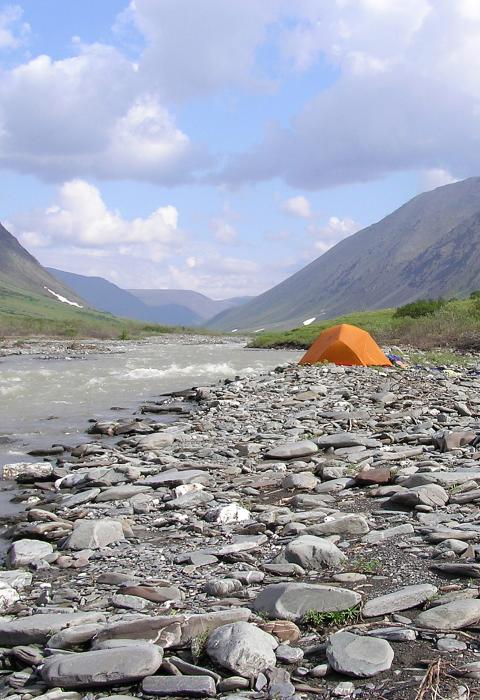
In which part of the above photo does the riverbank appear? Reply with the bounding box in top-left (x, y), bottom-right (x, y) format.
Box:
top-left (1, 356), bottom-right (480, 698)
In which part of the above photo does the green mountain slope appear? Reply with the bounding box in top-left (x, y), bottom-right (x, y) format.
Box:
top-left (208, 177), bottom-right (480, 331)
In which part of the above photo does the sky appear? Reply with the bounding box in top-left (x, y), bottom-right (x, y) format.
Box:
top-left (0, 0), bottom-right (477, 299)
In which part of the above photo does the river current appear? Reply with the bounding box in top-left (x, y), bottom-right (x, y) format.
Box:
top-left (0, 338), bottom-right (301, 468)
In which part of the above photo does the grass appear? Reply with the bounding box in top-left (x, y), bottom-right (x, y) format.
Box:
top-left (302, 606), bottom-right (361, 629)
top-left (351, 557), bottom-right (382, 574)
top-left (248, 297), bottom-right (480, 354)
top-left (0, 279), bottom-right (216, 340)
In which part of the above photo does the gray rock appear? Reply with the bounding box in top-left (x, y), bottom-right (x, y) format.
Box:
top-left (389, 484), bottom-right (449, 508)
top-left (282, 472), bottom-right (318, 490)
top-left (42, 645), bottom-right (163, 688)
top-left (416, 600), bottom-right (480, 630)
top-left (326, 631), bottom-right (394, 677)
top-left (95, 485), bottom-right (152, 502)
top-left (204, 579), bottom-right (242, 598)
top-left (363, 584), bottom-right (438, 618)
top-left (8, 539), bottom-right (53, 567)
top-left (3, 462), bottom-right (53, 480)
top-left (265, 441), bottom-right (318, 460)
top-left (142, 675), bottom-right (216, 697)
top-left (0, 612), bottom-right (104, 645)
top-left (136, 432), bottom-right (176, 450)
top-left (437, 637), bottom-right (467, 652)
top-left (141, 469), bottom-right (211, 488)
top-left (275, 644), bottom-right (304, 663)
top-left (0, 570), bottom-right (32, 590)
top-left (206, 621), bottom-right (277, 677)
top-left (61, 488), bottom-right (101, 508)
top-left (307, 513), bottom-right (369, 537)
top-left (362, 524), bottom-right (414, 544)
top-left (253, 583), bottom-right (361, 622)
top-left (366, 627), bottom-right (416, 642)
top-left (279, 535), bottom-right (347, 570)
top-left (316, 433), bottom-right (381, 449)
top-left (63, 519), bottom-right (125, 550)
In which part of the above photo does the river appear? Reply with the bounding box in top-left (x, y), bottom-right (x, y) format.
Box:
top-left (0, 337), bottom-right (301, 468)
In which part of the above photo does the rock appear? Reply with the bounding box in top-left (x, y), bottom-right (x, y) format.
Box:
top-left (437, 638), bottom-right (467, 652)
top-left (282, 472), bottom-right (318, 490)
top-left (3, 462), bottom-right (53, 480)
top-left (0, 582), bottom-right (19, 611)
top-left (0, 570), bottom-right (32, 590)
top-left (362, 524), bottom-right (414, 544)
top-left (120, 585), bottom-right (182, 603)
top-left (142, 675), bottom-right (216, 697)
top-left (267, 668), bottom-right (296, 699)
top-left (63, 519), bottom-right (125, 550)
top-left (363, 584), bottom-right (438, 618)
top-left (8, 539), bottom-right (53, 567)
top-left (316, 433), bottom-right (380, 449)
top-left (435, 431), bottom-right (476, 452)
top-left (95, 485), bottom-right (152, 502)
top-left (264, 441), bottom-right (318, 460)
top-left (206, 503), bottom-right (251, 523)
top-left (253, 583), bottom-right (361, 622)
top-left (307, 513), bottom-right (369, 537)
top-left (279, 535), bottom-right (347, 570)
top-left (204, 579), bottom-right (242, 598)
top-left (136, 432), bottom-right (176, 450)
top-left (258, 621), bottom-right (301, 643)
top-left (0, 612), bottom-right (104, 645)
top-left (388, 484), bottom-right (449, 508)
top-left (416, 600), bottom-right (480, 630)
top-left (206, 621), bottom-right (277, 677)
top-left (42, 645), bottom-right (163, 688)
top-left (355, 468), bottom-right (392, 485)
top-left (275, 644), bottom-right (304, 664)
top-left (141, 469), bottom-right (210, 488)
top-left (326, 631), bottom-right (394, 678)
top-left (366, 627), bottom-right (416, 642)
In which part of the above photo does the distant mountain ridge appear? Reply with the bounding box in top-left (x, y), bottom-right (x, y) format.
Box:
top-left (47, 270), bottom-right (252, 325)
top-left (209, 177), bottom-right (480, 331)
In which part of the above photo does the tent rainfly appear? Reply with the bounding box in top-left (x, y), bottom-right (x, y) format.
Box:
top-left (299, 323), bottom-right (392, 367)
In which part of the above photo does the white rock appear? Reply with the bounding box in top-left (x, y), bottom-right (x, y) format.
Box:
top-left (8, 539), bottom-right (53, 568)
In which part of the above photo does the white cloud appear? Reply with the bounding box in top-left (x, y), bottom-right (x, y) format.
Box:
top-left (12, 179), bottom-right (180, 260)
top-left (221, 1), bottom-right (480, 189)
top-left (211, 217), bottom-right (238, 244)
top-left (420, 168), bottom-right (459, 191)
top-left (0, 4), bottom-right (30, 50)
top-left (281, 195), bottom-right (312, 218)
top-left (309, 216), bottom-right (361, 253)
top-left (0, 43), bottom-right (207, 183)
top-left (130, 0), bottom-right (280, 101)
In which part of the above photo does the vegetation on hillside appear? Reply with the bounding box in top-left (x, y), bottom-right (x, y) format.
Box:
top-left (249, 297), bottom-right (480, 351)
top-left (0, 280), bottom-right (212, 339)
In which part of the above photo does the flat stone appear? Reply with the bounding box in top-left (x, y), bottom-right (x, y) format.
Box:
top-left (8, 539), bottom-right (54, 567)
top-left (61, 489), bottom-right (101, 508)
top-left (142, 675), bottom-right (216, 697)
top-left (416, 600), bottom-right (480, 630)
top-left (3, 462), bottom-right (53, 480)
top-left (253, 583), bottom-right (361, 622)
top-left (265, 441), bottom-right (318, 460)
top-left (362, 524), bottom-right (414, 544)
top-left (275, 644), bottom-right (304, 664)
top-left (63, 519), bottom-right (125, 550)
top-left (0, 570), bottom-right (32, 590)
top-left (136, 432), bottom-right (176, 450)
top-left (95, 485), bottom-right (152, 502)
top-left (366, 627), bottom-right (416, 642)
top-left (307, 513), bottom-right (369, 537)
top-left (0, 612), bottom-right (104, 645)
top-left (141, 469), bottom-right (211, 488)
top-left (389, 484), bottom-right (449, 508)
top-left (42, 645), bottom-right (163, 688)
top-left (120, 585), bottom-right (182, 603)
top-left (279, 535), bottom-right (347, 570)
top-left (363, 584), bottom-right (438, 618)
top-left (355, 468), bottom-right (391, 485)
top-left (316, 433), bottom-right (381, 449)
top-left (257, 620), bottom-right (301, 643)
top-left (437, 638), bottom-right (467, 652)
top-left (326, 631), bottom-right (394, 678)
top-left (282, 472), bottom-right (318, 490)
top-left (206, 621), bottom-right (277, 678)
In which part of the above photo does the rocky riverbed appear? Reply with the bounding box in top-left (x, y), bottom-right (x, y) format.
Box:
top-left (2, 357), bottom-right (480, 699)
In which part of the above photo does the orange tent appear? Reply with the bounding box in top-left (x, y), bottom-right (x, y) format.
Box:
top-left (299, 323), bottom-right (392, 367)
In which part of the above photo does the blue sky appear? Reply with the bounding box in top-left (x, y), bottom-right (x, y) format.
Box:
top-left (0, 0), bottom-right (476, 297)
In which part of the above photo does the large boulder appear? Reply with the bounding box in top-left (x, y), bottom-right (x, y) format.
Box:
top-left (41, 645), bottom-right (163, 688)
top-left (206, 621), bottom-right (277, 677)
top-left (252, 583), bottom-right (361, 622)
top-left (326, 631), bottom-right (394, 677)
top-left (278, 535), bottom-right (347, 570)
top-left (63, 519), bottom-right (125, 550)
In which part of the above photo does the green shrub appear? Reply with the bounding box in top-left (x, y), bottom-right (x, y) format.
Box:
top-left (470, 290), bottom-right (480, 299)
top-left (394, 298), bottom-right (446, 319)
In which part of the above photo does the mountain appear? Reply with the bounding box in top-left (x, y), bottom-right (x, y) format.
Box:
top-left (0, 223), bottom-right (85, 305)
top-left (209, 177), bottom-right (480, 331)
top-left (47, 271), bottom-right (252, 325)
top-left (128, 289), bottom-right (253, 323)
